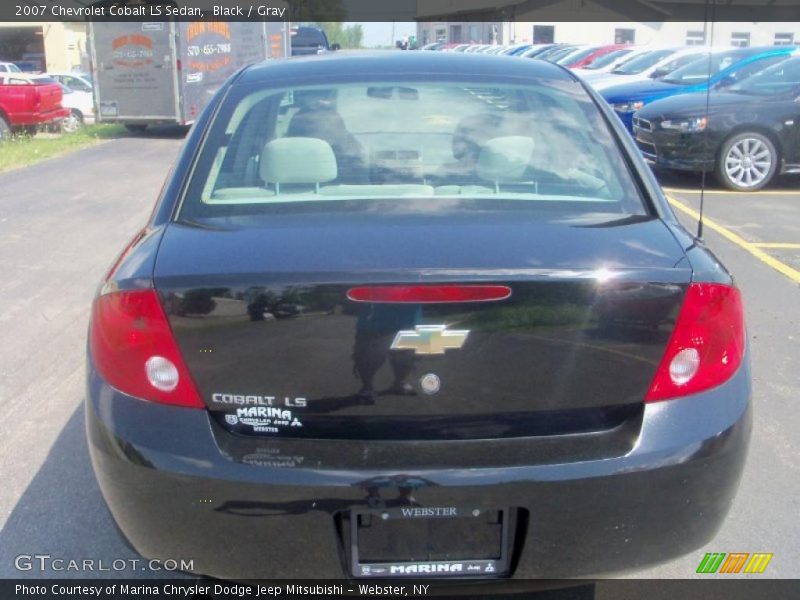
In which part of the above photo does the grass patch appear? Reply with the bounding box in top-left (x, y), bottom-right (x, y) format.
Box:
top-left (0, 124), bottom-right (128, 173)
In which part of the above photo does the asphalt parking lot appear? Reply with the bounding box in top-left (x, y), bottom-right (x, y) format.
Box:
top-left (0, 134), bottom-right (797, 586)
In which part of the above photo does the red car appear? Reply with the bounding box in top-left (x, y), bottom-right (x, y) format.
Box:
top-left (0, 74), bottom-right (69, 139)
top-left (562, 44), bottom-right (632, 69)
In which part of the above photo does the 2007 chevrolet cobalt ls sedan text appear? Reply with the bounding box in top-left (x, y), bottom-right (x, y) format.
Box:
top-left (86, 52), bottom-right (750, 582)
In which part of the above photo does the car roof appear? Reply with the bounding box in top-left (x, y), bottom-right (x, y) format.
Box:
top-left (237, 51), bottom-right (577, 86)
top-left (724, 46), bottom-right (793, 60)
top-left (47, 71), bottom-right (90, 78)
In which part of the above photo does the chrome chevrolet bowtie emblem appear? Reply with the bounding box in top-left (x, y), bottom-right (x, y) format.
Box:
top-left (390, 325), bottom-right (470, 355)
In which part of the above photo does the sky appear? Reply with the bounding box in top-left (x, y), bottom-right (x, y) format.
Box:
top-left (356, 22), bottom-right (418, 47)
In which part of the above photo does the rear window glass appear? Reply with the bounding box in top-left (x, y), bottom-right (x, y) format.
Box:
top-left (291, 29), bottom-right (326, 46)
top-left (179, 79), bottom-right (647, 223)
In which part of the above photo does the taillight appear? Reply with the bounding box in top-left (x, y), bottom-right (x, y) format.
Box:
top-left (347, 285), bottom-right (512, 304)
top-left (645, 283), bottom-right (745, 402)
top-left (89, 289), bottom-right (204, 408)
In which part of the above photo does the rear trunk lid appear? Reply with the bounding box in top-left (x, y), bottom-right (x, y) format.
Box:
top-left (155, 213), bottom-right (690, 440)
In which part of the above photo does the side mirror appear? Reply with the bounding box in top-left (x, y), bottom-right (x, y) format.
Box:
top-left (650, 68), bottom-right (669, 80)
top-left (330, 43), bottom-right (341, 51)
top-left (714, 75), bottom-right (736, 90)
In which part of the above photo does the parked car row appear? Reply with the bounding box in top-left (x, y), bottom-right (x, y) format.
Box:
top-left (594, 45), bottom-right (799, 190)
top-left (420, 41), bottom-right (636, 68)
top-left (422, 41), bottom-right (800, 190)
top-left (0, 69), bottom-right (95, 139)
top-left (0, 73), bottom-right (68, 140)
top-left (634, 54), bottom-right (800, 191)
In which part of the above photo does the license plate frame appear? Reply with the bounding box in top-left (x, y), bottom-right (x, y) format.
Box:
top-left (350, 506), bottom-right (512, 578)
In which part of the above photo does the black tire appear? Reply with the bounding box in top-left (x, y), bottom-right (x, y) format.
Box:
top-left (0, 116), bottom-right (10, 141)
top-left (716, 132), bottom-right (778, 192)
top-left (124, 124), bottom-right (148, 133)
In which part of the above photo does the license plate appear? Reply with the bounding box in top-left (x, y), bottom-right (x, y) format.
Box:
top-left (351, 507), bottom-right (512, 578)
top-left (99, 101), bottom-right (119, 117)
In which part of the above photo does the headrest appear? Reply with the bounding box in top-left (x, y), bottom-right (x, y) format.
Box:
top-left (477, 136), bottom-right (535, 182)
top-left (452, 113), bottom-right (502, 160)
top-left (260, 137), bottom-right (337, 184)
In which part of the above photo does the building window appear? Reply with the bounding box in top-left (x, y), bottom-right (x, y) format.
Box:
top-left (533, 25), bottom-right (555, 44)
top-left (731, 32), bottom-right (751, 47)
top-left (468, 25), bottom-right (479, 43)
top-left (435, 28), bottom-right (446, 43)
top-left (450, 25), bottom-right (462, 43)
top-left (686, 30), bottom-right (706, 46)
top-left (615, 28), bottom-right (635, 44)
top-left (774, 32), bottom-right (794, 46)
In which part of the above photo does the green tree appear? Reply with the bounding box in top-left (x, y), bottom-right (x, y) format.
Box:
top-left (341, 24), bottom-right (364, 49)
top-left (308, 22), bottom-right (364, 49)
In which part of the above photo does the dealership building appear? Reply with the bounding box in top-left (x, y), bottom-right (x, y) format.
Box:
top-left (416, 0), bottom-right (800, 46)
top-left (0, 22), bottom-right (87, 72)
top-left (417, 19), bottom-right (800, 47)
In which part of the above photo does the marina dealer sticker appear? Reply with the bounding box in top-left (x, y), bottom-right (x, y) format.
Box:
top-left (226, 407), bottom-right (303, 434)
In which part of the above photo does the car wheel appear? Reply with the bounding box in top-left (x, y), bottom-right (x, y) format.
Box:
top-left (716, 132), bottom-right (778, 192)
top-left (124, 124), bottom-right (147, 133)
top-left (0, 116), bottom-right (10, 141)
top-left (63, 110), bottom-right (83, 133)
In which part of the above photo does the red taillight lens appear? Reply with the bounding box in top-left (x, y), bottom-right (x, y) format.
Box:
top-left (89, 289), bottom-right (204, 408)
top-left (645, 283), bottom-right (745, 402)
top-left (347, 285), bottom-right (512, 304)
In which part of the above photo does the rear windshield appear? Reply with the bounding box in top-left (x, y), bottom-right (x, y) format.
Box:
top-left (179, 79), bottom-right (647, 223)
top-left (291, 28), bottom-right (326, 47)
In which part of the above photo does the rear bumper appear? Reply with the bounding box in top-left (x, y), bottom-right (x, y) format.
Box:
top-left (86, 358), bottom-right (751, 581)
top-left (11, 107), bottom-right (70, 127)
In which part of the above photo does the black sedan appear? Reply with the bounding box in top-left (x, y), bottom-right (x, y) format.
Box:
top-left (633, 54), bottom-right (800, 191)
top-left (86, 52), bottom-right (750, 583)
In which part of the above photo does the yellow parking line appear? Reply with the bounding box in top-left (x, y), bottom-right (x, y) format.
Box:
top-left (751, 243), bottom-right (800, 249)
top-left (662, 187), bottom-right (800, 196)
top-left (666, 195), bottom-right (800, 285)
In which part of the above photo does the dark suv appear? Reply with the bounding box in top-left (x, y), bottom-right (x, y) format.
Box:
top-left (291, 26), bottom-right (337, 56)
